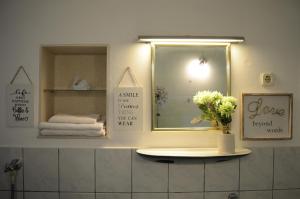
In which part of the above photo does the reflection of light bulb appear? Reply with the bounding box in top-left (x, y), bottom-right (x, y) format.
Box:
top-left (187, 59), bottom-right (210, 80)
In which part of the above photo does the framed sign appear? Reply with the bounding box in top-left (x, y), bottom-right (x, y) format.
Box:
top-left (241, 93), bottom-right (293, 140)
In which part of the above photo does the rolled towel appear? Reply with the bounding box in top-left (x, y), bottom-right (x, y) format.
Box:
top-left (40, 129), bottom-right (106, 137)
top-left (39, 122), bottom-right (104, 130)
top-left (48, 114), bottom-right (99, 124)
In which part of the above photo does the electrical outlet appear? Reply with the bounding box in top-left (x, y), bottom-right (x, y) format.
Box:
top-left (260, 73), bottom-right (274, 86)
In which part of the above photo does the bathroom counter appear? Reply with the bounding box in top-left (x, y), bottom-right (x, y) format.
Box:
top-left (136, 147), bottom-right (251, 158)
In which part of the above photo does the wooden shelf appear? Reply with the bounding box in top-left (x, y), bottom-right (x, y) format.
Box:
top-left (136, 147), bottom-right (251, 158)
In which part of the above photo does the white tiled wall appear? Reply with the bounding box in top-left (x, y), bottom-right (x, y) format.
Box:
top-left (1, 147), bottom-right (300, 199)
top-left (59, 149), bottom-right (95, 192)
top-left (205, 158), bottom-right (239, 191)
top-left (96, 149), bottom-right (131, 192)
top-left (132, 152), bottom-right (168, 192)
top-left (24, 148), bottom-right (59, 191)
top-left (273, 148), bottom-right (300, 189)
top-left (169, 159), bottom-right (204, 192)
top-left (240, 148), bottom-right (273, 190)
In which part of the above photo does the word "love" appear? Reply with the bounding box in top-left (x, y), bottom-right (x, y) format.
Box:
top-left (247, 97), bottom-right (285, 119)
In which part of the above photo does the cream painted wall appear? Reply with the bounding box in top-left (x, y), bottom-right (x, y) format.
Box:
top-left (0, 0), bottom-right (299, 148)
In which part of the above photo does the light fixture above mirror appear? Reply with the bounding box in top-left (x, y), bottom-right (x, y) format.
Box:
top-left (138, 36), bottom-right (245, 45)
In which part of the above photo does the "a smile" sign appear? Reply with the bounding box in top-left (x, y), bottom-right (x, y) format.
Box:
top-left (114, 87), bottom-right (143, 131)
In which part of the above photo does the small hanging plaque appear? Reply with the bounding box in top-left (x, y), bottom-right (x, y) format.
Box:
top-left (113, 67), bottom-right (143, 131)
top-left (7, 66), bottom-right (34, 127)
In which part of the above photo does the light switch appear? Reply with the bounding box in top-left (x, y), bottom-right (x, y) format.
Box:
top-left (260, 73), bottom-right (274, 86)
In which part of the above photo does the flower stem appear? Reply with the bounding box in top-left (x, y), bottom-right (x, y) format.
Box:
top-left (222, 125), bottom-right (230, 134)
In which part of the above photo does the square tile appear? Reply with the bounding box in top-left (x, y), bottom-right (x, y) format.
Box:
top-left (205, 158), bottom-right (239, 191)
top-left (59, 148), bottom-right (95, 192)
top-left (205, 192), bottom-right (239, 199)
top-left (60, 193), bottom-right (95, 199)
top-left (96, 193), bottom-right (131, 199)
top-left (96, 149), bottom-right (131, 192)
top-left (273, 189), bottom-right (300, 199)
top-left (132, 193), bottom-right (168, 199)
top-left (169, 193), bottom-right (203, 199)
top-left (132, 151), bottom-right (168, 192)
top-left (240, 191), bottom-right (272, 199)
top-left (24, 192), bottom-right (59, 199)
top-left (0, 147), bottom-right (23, 191)
top-left (274, 147), bottom-right (300, 189)
top-left (240, 148), bottom-right (273, 190)
top-left (24, 148), bottom-right (58, 191)
top-left (0, 191), bottom-right (23, 199)
top-left (169, 159), bottom-right (204, 192)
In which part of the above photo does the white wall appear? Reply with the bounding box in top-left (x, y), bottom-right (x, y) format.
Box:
top-left (0, 0), bottom-right (299, 148)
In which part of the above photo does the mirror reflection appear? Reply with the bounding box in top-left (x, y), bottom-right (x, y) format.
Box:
top-left (152, 44), bottom-right (230, 131)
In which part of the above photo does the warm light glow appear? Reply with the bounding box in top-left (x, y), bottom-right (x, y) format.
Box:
top-left (135, 44), bottom-right (151, 71)
top-left (187, 59), bottom-right (210, 80)
top-left (148, 41), bottom-right (230, 46)
top-left (137, 43), bottom-right (151, 59)
top-left (138, 36), bottom-right (245, 45)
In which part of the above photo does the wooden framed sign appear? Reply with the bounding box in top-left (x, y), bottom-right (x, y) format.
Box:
top-left (241, 93), bottom-right (293, 140)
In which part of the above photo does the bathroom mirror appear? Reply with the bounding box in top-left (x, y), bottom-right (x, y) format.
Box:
top-left (152, 44), bottom-right (231, 131)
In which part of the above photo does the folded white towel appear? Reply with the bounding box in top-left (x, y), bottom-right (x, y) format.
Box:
top-left (39, 122), bottom-right (104, 130)
top-left (48, 114), bottom-right (99, 124)
top-left (40, 129), bottom-right (106, 136)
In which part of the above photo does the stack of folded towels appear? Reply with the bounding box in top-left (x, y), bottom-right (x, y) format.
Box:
top-left (39, 114), bottom-right (106, 136)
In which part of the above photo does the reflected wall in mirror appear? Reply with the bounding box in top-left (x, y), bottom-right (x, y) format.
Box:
top-left (152, 44), bottom-right (231, 131)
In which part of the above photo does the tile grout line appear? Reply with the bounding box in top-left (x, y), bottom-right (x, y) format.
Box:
top-left (94, 149), bottom-right (96, 198)
top-left (131, 149), bottom-right (133, 199)
top-left (205, 189), bottom-right (275, 192)
top-left (238, 157), bottom-right (241, 196)
top-left (167, 162), bottom-right (170, 199)
top-left (58, 148), bottom-right (60, 199)
top-left (22, 147), bottom-right (25, 199)
top-left (272, 147), bottom-right (275, 199)
top-left (203, 160), bottom-right (206, 199)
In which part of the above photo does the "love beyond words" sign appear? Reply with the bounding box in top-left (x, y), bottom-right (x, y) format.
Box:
top-left (114, 87), bottom-right (143, 131)
top-left (7, 84), bottom-right (34, 127)
top-left (242, 93), bottom-right (292, 140)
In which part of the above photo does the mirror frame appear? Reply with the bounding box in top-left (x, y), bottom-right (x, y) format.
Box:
top-left (151, 43), bottom-right (232, 131)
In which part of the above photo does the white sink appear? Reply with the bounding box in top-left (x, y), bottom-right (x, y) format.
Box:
top-left (136, 147), bottom-right (251, 158)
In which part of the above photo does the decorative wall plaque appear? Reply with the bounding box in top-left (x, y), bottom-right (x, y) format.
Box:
top-left (7, 66), bottom-right (34, 127)
top-left (241, 93), bottom-right (293, 140)
top-left (113, 67), bottom-right (143, 131)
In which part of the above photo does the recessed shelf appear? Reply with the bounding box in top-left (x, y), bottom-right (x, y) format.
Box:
top-left (37, 135), bottom-right (106, 139)
top-left (39, 45), bottom-right (107, 122)
top-left (44, 89), bottom-right (106, 93)
top-left (136, 147), bottom-right (251, 158)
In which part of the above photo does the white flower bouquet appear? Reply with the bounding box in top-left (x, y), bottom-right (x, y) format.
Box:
top-left (193, 90), bottom-right (237, 134)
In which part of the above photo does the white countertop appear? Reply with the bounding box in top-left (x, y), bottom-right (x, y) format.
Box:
top-left (136, 147), bottom-right (251, 158)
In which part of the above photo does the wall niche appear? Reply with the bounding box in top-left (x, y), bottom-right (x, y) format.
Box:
top-left (39, 45), bottom-right (107, 123)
